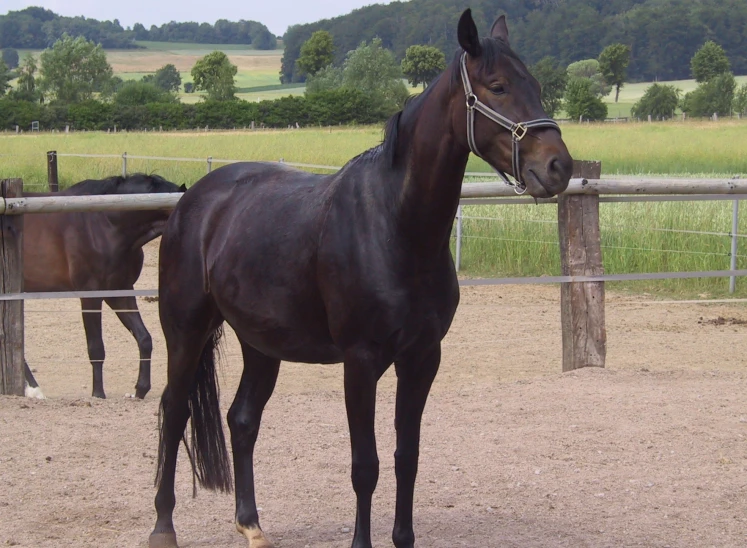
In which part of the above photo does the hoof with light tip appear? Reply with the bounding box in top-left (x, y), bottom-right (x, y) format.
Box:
top-left (237, 524), bottom-right (274, 548)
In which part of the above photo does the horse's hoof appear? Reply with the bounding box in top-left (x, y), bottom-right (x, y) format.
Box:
top-left (149, 531), bottom-right (178, 548)
top-left (237, 524), bottom-right (275, 548)
top-left (24, 383), bottom-right (45, 399)
top-left (135, 385), bottom-right (150, 399)
top-left (92, 391), bottom-right (106, 399)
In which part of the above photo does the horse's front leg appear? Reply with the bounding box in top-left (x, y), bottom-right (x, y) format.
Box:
top-left (80, 297), bottom-right (106, 398)
top-left (391, 344), bottom-right (441, 548)
top-left (344, 346), bottom-right (389, 548)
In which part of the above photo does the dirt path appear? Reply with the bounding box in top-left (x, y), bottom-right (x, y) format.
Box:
top-left (1, 241), bottom-right (746, 547)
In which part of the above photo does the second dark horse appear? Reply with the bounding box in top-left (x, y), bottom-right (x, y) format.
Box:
top-left (23, 173), bottom-right (185, 399)
top-left (150, 10), bottom-right (573, 548)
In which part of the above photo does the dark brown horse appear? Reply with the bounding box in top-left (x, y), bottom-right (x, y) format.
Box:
top-left (150, 10), bottom-right (572, 548)
top-left (22, 174), bottom-right (185, 399)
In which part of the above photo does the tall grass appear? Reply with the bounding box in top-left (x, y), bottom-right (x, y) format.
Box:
top-left (2, 121), bottom-right (747, 296)
top-left (454, 200), bottom-right (746, 297)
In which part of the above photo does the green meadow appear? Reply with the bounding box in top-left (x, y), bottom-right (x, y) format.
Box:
top-left (2, 111), bottom-right (747, 298)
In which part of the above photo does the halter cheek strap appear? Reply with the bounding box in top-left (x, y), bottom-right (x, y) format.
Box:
top-left (460, 52), bottom-right (561, 194)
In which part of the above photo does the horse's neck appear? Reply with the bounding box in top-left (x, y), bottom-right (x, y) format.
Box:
top-left (397, 91), bottom-right (468, 257)
top-left (107, 211), bottom-right (169, 251)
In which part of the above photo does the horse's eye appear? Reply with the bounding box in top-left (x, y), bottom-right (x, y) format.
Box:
top-left (490, 84), bottom-right (506, 96)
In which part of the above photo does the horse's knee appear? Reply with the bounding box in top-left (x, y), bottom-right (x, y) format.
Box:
top-left (351, 456), bottom-right (379, 495)
top-left (87, 339), bottom-right (105, 362)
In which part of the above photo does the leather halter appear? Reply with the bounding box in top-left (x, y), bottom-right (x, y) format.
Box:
top-left (459, 52), bottom-right (561, 194)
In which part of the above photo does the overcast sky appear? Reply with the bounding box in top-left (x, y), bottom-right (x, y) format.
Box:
top-left (4, 1), bottom-right (393, 36)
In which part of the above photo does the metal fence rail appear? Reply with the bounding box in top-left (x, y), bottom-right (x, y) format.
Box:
top-left (4, 161), bottom-right (747, 395)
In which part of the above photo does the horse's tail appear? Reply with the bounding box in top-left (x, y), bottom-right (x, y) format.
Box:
top-left (156, 325), bottom-right (232, 496)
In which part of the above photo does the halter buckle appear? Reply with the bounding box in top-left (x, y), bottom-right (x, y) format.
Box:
top-left (512, 123), bottom-right (528, 141)
top-left (466, 93), bottom-right (477, 110)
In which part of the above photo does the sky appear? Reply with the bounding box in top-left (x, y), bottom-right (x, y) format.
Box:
top-left (4, 1), bottom-right (393, 37)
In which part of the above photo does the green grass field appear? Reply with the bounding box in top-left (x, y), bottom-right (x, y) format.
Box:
top-left (2, 121), bottom-right (747, 296)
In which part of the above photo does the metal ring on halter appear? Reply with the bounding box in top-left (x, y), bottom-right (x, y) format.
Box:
top-left (512, 123), bottom-right (528, 142)
top-left (459, 52), bottom-right (560, 195)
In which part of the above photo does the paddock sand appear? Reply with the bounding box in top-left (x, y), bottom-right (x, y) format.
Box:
top-left (1, 241), bottom-right (746, 547)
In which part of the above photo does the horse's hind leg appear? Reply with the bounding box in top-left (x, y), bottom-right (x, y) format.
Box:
top-left (391, 345), bottom-right (441, 548)
top-left (228, 341), bottom-right (280, 548)
top-left (105, 295), bottom-right (153, 398)
top-left (81, 298), bottom-right (106, 398)
top-left (23, 360), bottom-right (45, 399)
top-left (150, 317), bottom-right (224, 548)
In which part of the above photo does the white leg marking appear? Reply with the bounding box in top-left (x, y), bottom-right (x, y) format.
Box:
top-left (25, 383), bottom-right (46, 399)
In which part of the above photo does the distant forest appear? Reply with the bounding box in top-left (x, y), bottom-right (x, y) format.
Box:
top-left (280, 0), bottom-right (747, 83)
top-left (0, 7), bottom-right (277, 50)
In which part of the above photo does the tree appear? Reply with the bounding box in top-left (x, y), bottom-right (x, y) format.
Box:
top-left (0, 59), bottom-right (10, 97)
top-left (296, 31), bottom-right (334, 78)
top-left (598, 43), bottom-right (630, 103)
top-left (305, 64), bottom-right (344, 95)
top-left (564, 78), bottom-right (608, 121)
top-left (10, 53), bottom-right (39, 102)
top-left (566, 59), bottom-right (611, 98)
top-left (342, 37), bottom-right (409, 114)
top-left (529, 57), bottom-right (567, 118)
top-left (681, 73), bottom-right (737, 117)
top-left (2, 48), bottom-right (19, 69)
top-left (114, 81), bottom-right (177, 106)
top-left (38, 34), bottom-right (113, 103)
top-left (734, 83), bottom-right (747, 116)
top-left (191, 51), bottom-right (237, 101)
top-left (631, 84), bottom-right (680, 120)
top-left (153, 64), bottom-right (182, 92)
top-left (184, 82), bottom-right (194, 93)
top-left (691, 41), bottom-right (731, 83)
top-left (400, 45), bottom-right (446, 89)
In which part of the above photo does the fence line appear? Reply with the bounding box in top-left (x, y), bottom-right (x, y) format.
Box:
top-left (4, 159), bottom-right (747, 395)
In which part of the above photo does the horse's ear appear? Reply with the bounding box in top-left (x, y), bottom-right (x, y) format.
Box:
top-left (490, 15), bottom-right (510, 46)
top-left (179, 184), bottom-right (187, 192)
top-left (458, 8), bottom-right (482, 58)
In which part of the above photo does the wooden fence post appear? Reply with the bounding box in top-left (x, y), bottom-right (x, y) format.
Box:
top-left (557, 160), bottom-right (606, 371)
top-left (47, 151), bottom-right (59, 192)
top-left (0, 179), bottom-right (25, 396)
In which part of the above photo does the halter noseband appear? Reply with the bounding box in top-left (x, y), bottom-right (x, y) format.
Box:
top-left (460, 52), bottom-right (561, 194)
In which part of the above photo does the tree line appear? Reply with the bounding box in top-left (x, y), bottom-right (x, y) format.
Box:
top-left (0, 7), bottom-right (276, 50)
top-left (0, 34), bottom-right (396, 131)
top-left (530, 40), bottom-right (747, 121)
top-left (280, 0), bottom-right (747, 84)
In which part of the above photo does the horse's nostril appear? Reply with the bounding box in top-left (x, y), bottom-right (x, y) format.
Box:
top-left (548, 157), bottom-right (561, 176)
top-left (547, 156), bottom-right (571, 181)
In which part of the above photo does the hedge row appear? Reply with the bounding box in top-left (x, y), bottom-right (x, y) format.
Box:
top-left (0, 89), bottom-right (390, 131)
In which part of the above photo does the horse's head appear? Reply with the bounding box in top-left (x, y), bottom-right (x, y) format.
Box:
top-left (132, 174), bottom-right (187, 194)
top-left (452, 9), bottom-right (572, 198)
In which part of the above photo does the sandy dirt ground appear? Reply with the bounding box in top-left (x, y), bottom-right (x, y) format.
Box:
top-left (1, 241), bottom-right (746, 547)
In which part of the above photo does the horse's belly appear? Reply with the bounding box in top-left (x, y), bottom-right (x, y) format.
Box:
top-left (228, 321), bottom-right (344, 364)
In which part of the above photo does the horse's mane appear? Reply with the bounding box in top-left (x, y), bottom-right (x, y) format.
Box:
top-left (362, 37), bottom-right (523, 169)
top-left (64, 173), bottom-right (176, 195)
